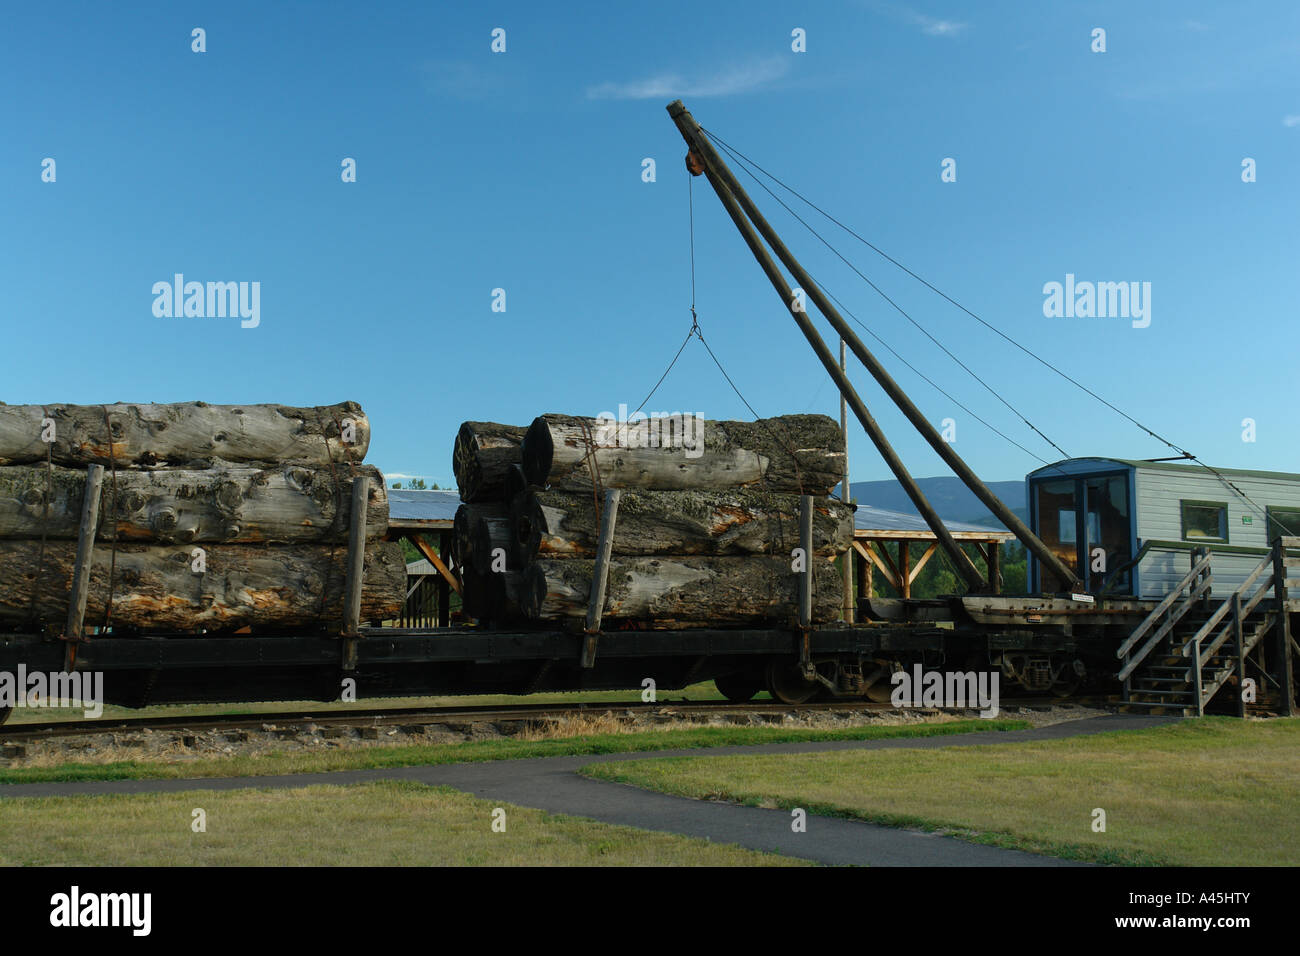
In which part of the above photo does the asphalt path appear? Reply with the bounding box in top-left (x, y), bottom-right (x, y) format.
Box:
top-left (1, 713), bottom-right (1176, 866)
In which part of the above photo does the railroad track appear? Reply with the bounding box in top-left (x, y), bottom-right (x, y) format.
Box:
top-left (0, 696), bottom-right (1116, 742)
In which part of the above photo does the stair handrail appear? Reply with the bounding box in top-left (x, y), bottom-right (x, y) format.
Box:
top-left (1186, 536), bottom-right (1299, 715)
top-left (1274, 536), bottom-right (1297, 717)
top-left (1117, 547), bottom-right (1211, 683)
top-left (1185, 549), bottom-right (1275, 665)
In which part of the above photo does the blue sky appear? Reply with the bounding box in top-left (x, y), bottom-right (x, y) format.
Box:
top-left (3, 1), bottom-right (1297, 490)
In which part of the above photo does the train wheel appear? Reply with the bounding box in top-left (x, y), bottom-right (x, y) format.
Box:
top-left (864, 680), bottom-right (894, 703)
top-left (1051, 660), bottom-right (1085, 697)
top-left (766, 661), bottom-right (820, 705)
top-left (714, 672), bottom-right (762, 703)
top-left (1050, 675), bottom-right (1081, 697)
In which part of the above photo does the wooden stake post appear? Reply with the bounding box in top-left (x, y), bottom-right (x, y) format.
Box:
top-left (581, 489), bottom-right (621, 668)
top-left (63, 464), bottom-right (104, 668)
top-left (341, 475), bottom-right (370, 670)
top-left (798, 495), bottom-right (813, 629)
top-left (797, 495), bottom-right (814, 674)
top-left (839, 339), bottom-right (854, 623)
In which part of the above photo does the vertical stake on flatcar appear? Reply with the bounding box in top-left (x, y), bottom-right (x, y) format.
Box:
top-left (341, 475), bottom-right (370, 671)
top-left (839, 339), bottom-right (854, 624)
top-left (63, 464), bottom-right (105, 670)
top-left (798, 495), bottom-right (813, 629)
top-left (798, 495), bottom-right (814, 675)
top-left (582, 489), bottom-right (621, 668)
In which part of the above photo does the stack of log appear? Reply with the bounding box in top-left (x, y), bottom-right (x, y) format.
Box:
top-left (452, 413), bottom-right (852, 629)
top-left (0, 401), bottom-right (405, 632)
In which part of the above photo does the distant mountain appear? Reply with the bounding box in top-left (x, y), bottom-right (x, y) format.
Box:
top-left (849, 477), bottom-right (1027, 531)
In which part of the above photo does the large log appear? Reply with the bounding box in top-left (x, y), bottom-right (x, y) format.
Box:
top-left (0, 401), bottom-right (369, 467)
top-left (523, 555), bottom-right (844, 626)
top-left (453, 503), bottom-right (509, 574)
top-left (452, 422), bottom-right (526, 502)
top-left (0, 540), bottom-right (405, 630)
top-left (504, 463), bottom-right (535, 555)
top-left (521, 413), bottom-right (844, 495)
top-left (0, 463), bottom-right (388, 543)
top-left (471, 514), bottom-right (517, 574)
top-left (503, 463), bottom-right (530, 504)
top-left (522, 489), bottom-right (853, 560)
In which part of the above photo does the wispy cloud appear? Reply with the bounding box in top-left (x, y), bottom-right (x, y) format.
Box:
top-left (913, 14), bottom-right (967, 37)
top-left (865, 1), bottom-right (968, 37)
top-left (586, 58), bottom-right (789, 101)
top-left (1284, 115), bottom-right (1300, 127)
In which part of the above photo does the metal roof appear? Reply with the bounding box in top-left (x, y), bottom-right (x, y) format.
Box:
top-left (388, 489), bottom-right (461, 525)
top-left (386, 489), bottom-right (1007, 538)
top-left (854, 503), bottom-right (1009, 537)
top-left (1028, 457), bottom-right (1300, 483)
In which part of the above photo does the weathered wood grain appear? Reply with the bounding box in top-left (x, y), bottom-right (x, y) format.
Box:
top-left (452, 422), bottom-right (526, 502)
top-left (523, 555), bottom-right (844, 626)
top-left (0, 401), bottom-right (369, 467)
top-left (521, 413), bottom-right (844, 495)
top-left (522, 488), bottom-right (853, 559)
top-left (0, 540), bottom-right (406, 630)
top-left (0, 463), bottom-right (387, 543)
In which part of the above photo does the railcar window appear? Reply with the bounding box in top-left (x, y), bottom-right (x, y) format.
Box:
top-left (1180, 500), bottom-right (1228, 542)
top-left (1058, 510), bottom-right (1100, 545)
top-left (1265, 507), bottom-right (1300, 543)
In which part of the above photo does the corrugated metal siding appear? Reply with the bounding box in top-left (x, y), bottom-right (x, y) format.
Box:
top-left (1133, 467), bottom-right (1300, 598)
top-left (1137, 547), bottom-right (1264, 598)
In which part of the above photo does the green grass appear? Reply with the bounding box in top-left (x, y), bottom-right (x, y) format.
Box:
top-left (0, 719), bottom-right (1026, 785)
top-left (581, 717), bottom-right (1300, 866)
top-left (3, 680), bottom-right (750, 725)
top-left (0, 780), bottom-right (808, 866)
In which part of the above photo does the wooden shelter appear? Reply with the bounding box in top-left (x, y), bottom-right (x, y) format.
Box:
top-left (386, 489), bottom-right (461, 626)
top-left (850, 504), bottom-right (1012, 599)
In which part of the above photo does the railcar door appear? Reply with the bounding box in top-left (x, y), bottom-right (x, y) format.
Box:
top-left (1033, 478), bottom-right (1081, 593)
top-left (1031, 472), bottom-right (1132, 594)
top-left (1082, 474), bottom-right (1132, 593)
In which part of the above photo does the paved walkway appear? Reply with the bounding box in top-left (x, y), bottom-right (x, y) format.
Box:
top-left (1, 714), bottom-right (1176, 866)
